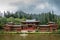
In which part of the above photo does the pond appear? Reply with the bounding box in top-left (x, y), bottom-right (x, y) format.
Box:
top-left (0, 34), bottom-right (60, 40)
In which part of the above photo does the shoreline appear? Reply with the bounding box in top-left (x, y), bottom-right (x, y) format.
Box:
top-left (0, 31), bottom-right (59, 34)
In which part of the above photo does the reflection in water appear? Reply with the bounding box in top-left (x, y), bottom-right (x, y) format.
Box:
top-left (20, 30), bottom-right (28, 39)
top-left (20, 33), bottom-right (28, 40)
top-left (0, 34), bottom-right (60, 40)
top-left (20, 34), bottom-right (28, 37)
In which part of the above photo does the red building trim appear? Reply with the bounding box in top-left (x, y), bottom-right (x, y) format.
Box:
top-left (4, 21), bottom-right (58, 32)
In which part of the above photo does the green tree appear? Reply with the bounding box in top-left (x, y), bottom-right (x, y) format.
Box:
top-left (0, 17), bottom-right (7, 29)
top-left (7, 17), bottom-right (15, 22)
top-left (14, 18), bottom-right (20, 25)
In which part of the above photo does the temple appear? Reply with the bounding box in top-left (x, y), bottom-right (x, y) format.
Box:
top-left (4, 19), bottom-right (58, 32)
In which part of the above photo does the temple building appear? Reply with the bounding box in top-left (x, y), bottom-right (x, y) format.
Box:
top-left (4, 19), bottom-right (58, 32)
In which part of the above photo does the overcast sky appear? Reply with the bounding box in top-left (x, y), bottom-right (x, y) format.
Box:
top-left (0, 0), bottom-right (60, 15)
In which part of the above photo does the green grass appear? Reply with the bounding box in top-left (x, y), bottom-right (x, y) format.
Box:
top-left (0, 30), bottom-right (60, 34)
top-left (0, 31), bottom-right (53, 34)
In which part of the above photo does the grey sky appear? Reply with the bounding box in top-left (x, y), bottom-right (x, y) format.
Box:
top-left (0, 0), bottom-right (60, 15)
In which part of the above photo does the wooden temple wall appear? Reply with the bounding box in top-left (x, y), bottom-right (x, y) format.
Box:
top-left (4, 24), bottom-right (58, 32)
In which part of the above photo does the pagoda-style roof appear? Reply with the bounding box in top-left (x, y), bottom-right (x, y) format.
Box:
top-left (21, 19), bottom-right (39, 23)
top-left (48, 21), bottom-right (55, 24)
top-left (39, 25), bottom-right (50, 27)
top-left (6, 25), bottom-right (22, 27)
top-left (12, 25), bottom-right (22, 27)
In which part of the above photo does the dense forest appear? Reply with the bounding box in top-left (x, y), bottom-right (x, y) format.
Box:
top-left (0, 11), bottom-right (60, 29)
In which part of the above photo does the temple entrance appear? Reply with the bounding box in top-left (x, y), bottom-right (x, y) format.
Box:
top-left (10, 27), bottom-right (14, 31)
top-left (28, 25), bottom-right (33, 30)
top-left (53, 29), bottom-right (56, 32)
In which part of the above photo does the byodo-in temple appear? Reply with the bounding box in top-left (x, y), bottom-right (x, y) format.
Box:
top-left (4, 19), bottom-right (58, 32)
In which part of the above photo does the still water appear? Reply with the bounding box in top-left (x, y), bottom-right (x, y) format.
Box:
top-left (0, 34), bottom-right (60, 40)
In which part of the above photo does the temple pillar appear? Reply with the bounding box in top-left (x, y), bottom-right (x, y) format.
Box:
top-left (50, 26), bottom-right (53, 32)
top-left (32, 25), bottom-right (34, 30)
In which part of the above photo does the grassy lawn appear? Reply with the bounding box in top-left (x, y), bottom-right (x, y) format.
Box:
top-left (0, 30), bottom-right (60, 34)
top-left (0, 31), bottom-right (53, 34)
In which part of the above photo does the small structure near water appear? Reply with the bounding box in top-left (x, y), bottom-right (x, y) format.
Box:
top-left (4, 19), bottom-right (58, 32)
